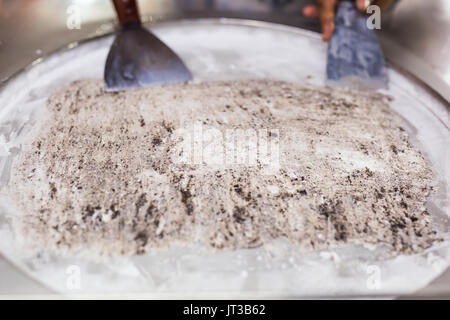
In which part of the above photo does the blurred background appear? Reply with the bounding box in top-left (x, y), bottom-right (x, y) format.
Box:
top-left (0, 0), bottom-right (449, 297)
top-left (0, 0), bottom-right (450, 102)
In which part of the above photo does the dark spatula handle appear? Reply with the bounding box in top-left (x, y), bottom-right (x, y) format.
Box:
top-left (112, 0), bottom-right (141, 28)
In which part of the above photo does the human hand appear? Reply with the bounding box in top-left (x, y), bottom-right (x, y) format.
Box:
top-left (302, 0), bottom-right (394, 41)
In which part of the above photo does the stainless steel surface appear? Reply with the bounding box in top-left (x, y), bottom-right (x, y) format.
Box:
top-left (382, 0), bottom-right (450, 86)
top-left (0, 256), bottom-right (52, 296)
top-left (379, 0), bottom-right (450, 106)
top-left (0, 0), bottom-right (449, 298)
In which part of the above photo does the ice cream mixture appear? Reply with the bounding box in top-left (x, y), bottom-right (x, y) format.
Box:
top-left (6, 79), bottom-right (436, 256)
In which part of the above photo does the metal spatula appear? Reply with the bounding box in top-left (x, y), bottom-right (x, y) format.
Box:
top-left (326, 1), bottom-right (388, 90)
top-left (104, 0), bottom-right (192, 91)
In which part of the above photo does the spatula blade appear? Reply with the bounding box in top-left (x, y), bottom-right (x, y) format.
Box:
top-left (104, 26), bottom-right (192, 91)
top-left (326, 1), bottom-right (388, 90)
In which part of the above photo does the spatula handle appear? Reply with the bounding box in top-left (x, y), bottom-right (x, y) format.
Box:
top-left (112, 0), bottom-right (141, 28)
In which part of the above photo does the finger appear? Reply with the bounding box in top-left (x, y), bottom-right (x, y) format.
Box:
top-left (371, 0), bottom-right (395, 11)
top-left (319, 0), bottom-right (337, 41)
top-left (322, 21), bottom-right (334, 41)
top-left (302, 5), bottom-right (320, 18)
top-left (356, 0), bottom-right (371, 11)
